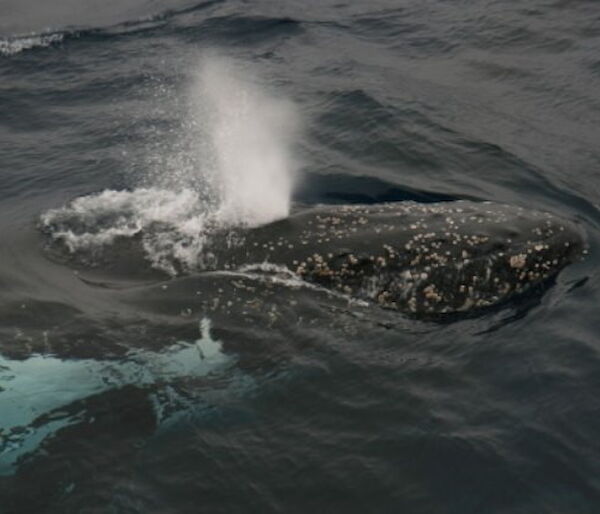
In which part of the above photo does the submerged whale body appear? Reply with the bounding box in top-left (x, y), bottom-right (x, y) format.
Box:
top-left (203, 201), bottom-right (584, 315)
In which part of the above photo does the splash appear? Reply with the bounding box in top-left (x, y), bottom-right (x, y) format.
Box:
top-left (41, 188), bottom-right (211, 275)
top-left (41, 55), bottom-right (300, 274)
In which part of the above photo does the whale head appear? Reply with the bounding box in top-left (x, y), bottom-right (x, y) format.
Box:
top-left (374, 202), bottom-right (585, 314)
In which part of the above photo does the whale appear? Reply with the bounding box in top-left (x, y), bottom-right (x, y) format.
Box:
top-left (6, 199), bottom-right (585, 492)
top-left (41, 197), bottom-right (585, 315)
top-left (197, 200), bottom-right (585, 315)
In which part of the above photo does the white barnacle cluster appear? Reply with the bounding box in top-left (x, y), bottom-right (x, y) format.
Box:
top-left (375, 204), bottom-right (544, 313)
top-left (509, 254), bottom-right (527, 269)
top-left (294, 252), bottom-right (331, 278)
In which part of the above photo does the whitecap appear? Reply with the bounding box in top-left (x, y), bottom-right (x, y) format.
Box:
top-left (0, 32), bottom-right (64, 56)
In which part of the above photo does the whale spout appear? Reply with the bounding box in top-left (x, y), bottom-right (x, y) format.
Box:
top-left (208, 201), bottom-right (585, 315)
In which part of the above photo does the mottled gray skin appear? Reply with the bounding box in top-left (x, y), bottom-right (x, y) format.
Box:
top-left (202, 201), bottom-right (585, 315)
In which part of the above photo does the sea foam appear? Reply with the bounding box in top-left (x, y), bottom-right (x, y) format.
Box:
top-left (0, 32), bottom-right (64, 56)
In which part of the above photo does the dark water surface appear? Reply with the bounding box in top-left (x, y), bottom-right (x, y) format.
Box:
top-left (1, 1), bottom-right (600, 512)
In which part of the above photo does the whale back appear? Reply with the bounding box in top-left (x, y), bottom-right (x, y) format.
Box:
top-left (207, 201), bottom-right (584, 314)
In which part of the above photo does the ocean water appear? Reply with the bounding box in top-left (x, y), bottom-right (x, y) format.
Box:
top-left (1, 1), bottom-right (600, 512)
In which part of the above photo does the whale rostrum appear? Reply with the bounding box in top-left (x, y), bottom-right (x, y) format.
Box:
top-left (200, 201), bottom-right (585, 315)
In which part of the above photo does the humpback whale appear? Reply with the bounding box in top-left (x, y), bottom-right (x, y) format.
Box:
top-left (41, 197), bottom-right (585, 315)
top-left (198, 200), bottom-right (585, 315)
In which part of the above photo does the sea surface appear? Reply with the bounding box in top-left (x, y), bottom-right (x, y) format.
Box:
top-left (1, 1), bottom-right (600, 512)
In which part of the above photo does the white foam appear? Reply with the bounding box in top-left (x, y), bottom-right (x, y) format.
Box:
top-left (0, 33), bottom-right (63, 56)
top-left (41, 188), bottom-right (211, 275)
top-left (223, 264), bottom-right (370, 307)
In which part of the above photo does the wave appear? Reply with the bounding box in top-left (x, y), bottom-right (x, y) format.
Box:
top-left (0, 1), bottom-right (237, 57)
top-left (0, 32), bottom-right (64, 56)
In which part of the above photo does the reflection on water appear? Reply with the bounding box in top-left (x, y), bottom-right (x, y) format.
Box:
top-left (0, 318), bottom-right (229, 476)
